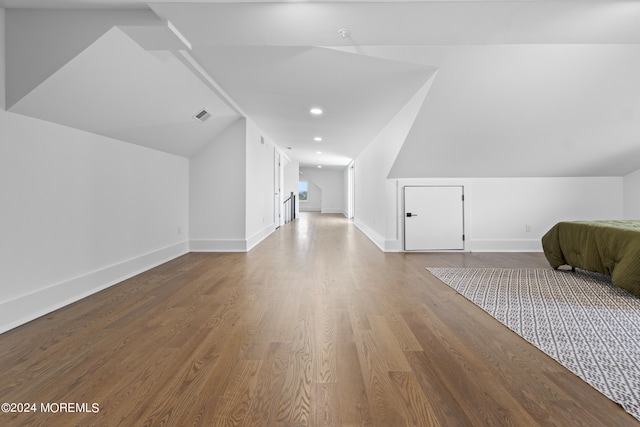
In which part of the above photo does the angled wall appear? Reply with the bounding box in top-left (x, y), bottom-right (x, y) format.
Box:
top-left (354, 75), bottom-right (436, 250)
top-left (354, 66), bottom-right (625, 252)
top-left (5, 8), bottom-right (161, 108)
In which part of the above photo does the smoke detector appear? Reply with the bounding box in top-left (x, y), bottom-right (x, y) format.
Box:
top-left (338, 28), bottom-right (350, 39)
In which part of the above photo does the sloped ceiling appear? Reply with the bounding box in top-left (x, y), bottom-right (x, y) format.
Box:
top-left (9, 25), bottom-right (238, 157)
top-left (149, 0), bottom-right (640, 176)
top-left (380, 44), bottom-right (640, 177)
top-left (4, 1), bottom-right (640, 176)
top-left (190, 46), bottom-right (436, 166)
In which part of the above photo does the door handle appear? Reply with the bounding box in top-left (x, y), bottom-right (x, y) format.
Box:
top-left (406, 212), bottom-right (418, 217)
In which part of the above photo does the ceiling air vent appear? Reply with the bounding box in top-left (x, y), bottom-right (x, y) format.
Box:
top-left (193, 108), bottom-right (211, 123)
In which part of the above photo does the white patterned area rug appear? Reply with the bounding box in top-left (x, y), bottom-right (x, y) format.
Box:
top-left (427, 267), bottom-right (640, 421)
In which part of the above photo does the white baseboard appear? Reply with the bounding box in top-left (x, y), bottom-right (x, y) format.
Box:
top-left (384, 238), bottom-right (541, 253)
top-left (468, 239), bottom-right (543, 252)
top-left (189, 239), bottom-right (247, 252)
top-left (354, 231), bottom-right (542, 253)
top-left (384, 239), bottom-right (404, 252)
top-left (246, 224), bottom-right (275, 251)
top-left (0, 241), bottom-right (189, 334)
top-left (353, 218), bottom-right (385, 251)
top-left (190, 224), bottom-right (275, 253)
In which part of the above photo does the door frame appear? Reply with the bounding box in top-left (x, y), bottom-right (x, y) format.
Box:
top-left (274, 150), bottom-right (283, 228)
top-left (347, 161), bottom-right (355, 219)
top-left (402, 185), bottom-right (465, 251)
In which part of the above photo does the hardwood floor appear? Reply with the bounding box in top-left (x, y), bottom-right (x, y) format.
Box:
top-left (0, 212), bottom-right (637, 426)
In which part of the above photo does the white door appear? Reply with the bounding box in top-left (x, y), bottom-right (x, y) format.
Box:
top-left (404, 186), bottom-right (464, 251)
top-left (274, 151), bottom-right (281, 228)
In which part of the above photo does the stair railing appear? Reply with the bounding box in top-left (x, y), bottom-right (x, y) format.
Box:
top-left (283, 192), bottom-right (296, 224)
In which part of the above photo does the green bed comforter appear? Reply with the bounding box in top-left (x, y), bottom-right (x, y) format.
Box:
top-left (541, 220), bottom-right (640, 298)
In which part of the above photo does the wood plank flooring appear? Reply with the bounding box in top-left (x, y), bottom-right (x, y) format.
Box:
top-left (0, 212), bottom-right (637, 426)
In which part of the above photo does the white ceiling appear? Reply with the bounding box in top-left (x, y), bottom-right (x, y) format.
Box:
top-left (4, 1), bottom-right (640, 176)
top-left (8, 24), bottom-right (239, 157)
top-left (190, 45), bottom-right (436, 166)
top-left (0, 0), bottom-right (147, 8)
top-left (383, 43), bottom-right (640, 177)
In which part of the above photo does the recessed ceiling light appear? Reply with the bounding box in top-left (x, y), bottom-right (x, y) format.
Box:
top-left (314, 137), bottom-right (322, 142)
top-left (316, 151), bottom-right (322, 154)
top-left (317, 165), bottom-right (323, 168)
top-left (310, 108), bottom-right (323, 115)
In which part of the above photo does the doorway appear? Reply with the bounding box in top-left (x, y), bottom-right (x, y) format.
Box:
top-left (274, 151), bottom-right (282, 228)
top-left (404, 185), bottom-right (464, 251)
top-left (347, 162), bottom-right (355, 219)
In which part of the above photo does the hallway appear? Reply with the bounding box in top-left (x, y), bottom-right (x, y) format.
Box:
top-left (0, 213), bottom-right (635, 426)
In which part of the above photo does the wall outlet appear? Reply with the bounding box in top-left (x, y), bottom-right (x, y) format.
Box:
top-left (177, 226), bottom-right (182, 235)
top-left (525, 224), bottom-right (531, 232)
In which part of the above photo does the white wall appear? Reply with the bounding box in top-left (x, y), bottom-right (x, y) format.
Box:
top-left (189, 118), bottom-right (277, 251)
top-left (388, 177), bottom-right (623, 252)
top-left (0, 109), bottom-right (189, 333)
top-left (1, 7), bottom-right (5, 110)
top-left (624, 168), bottom-right (640, 218)
top-left (245, 119), bottom-right (276, 249)
top-left (354, 77), bottom-right (434, 249)
top-left (299, 167), bottom-right (346, 214)
top-left (354, 68), bottom-right (625, 252)
top-left (189, 119), bottom-right (247, 251)
top-left (0, 10), bottom-right (279, 334)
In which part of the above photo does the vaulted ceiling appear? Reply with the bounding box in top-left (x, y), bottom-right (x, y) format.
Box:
top-left (4, 0), bottom-right (640, 177)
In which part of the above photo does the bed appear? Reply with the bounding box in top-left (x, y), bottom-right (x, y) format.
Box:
top-left (541, 220), bottom-right (640, 298)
